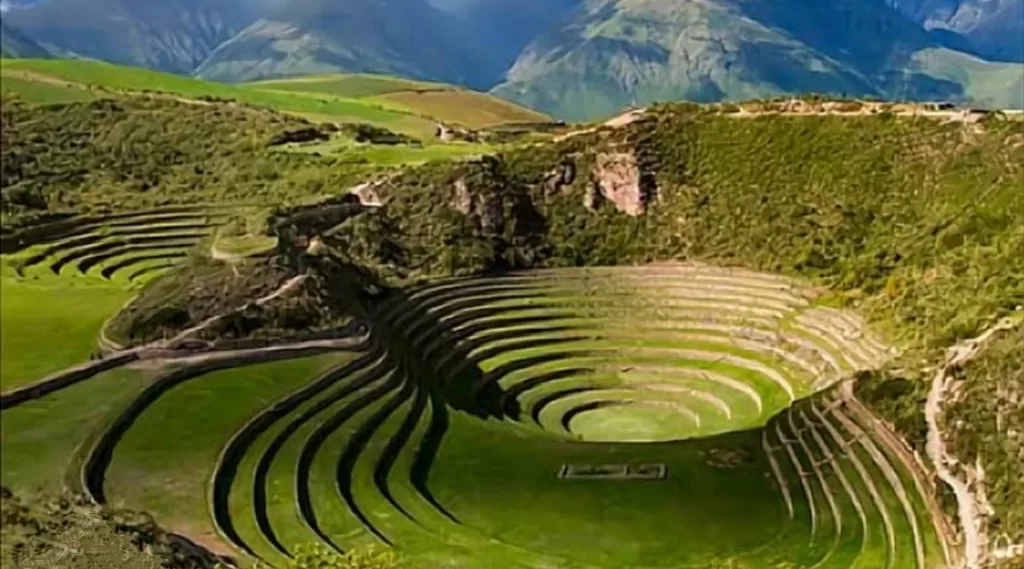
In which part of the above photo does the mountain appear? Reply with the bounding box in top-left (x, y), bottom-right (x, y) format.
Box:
top-left (195, 0), bottom-right (491, 86)
top-left (427, 0), bottom-right (581, 85)
top-left (889, 0), bottom-right (1024, 61)
top-left (196, 0), bottom-right (578, 86)
top-left (0, 20), bottom-right (50, 58)
top-left (491, 0), bottom-right (1024, 120)
top-left (4, 0), bottom-right (1022, 120)
top-left (3, 0), bottom-right (264, 73)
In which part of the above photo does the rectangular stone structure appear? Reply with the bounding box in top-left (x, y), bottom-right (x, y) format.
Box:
top-left (558, 463), bottom-right (667, 480)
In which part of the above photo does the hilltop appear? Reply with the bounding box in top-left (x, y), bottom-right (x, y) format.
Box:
top-left (0, 83), bottom-right (1022, 568)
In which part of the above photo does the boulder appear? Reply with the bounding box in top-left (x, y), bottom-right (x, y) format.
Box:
top-left (591, 152), bottom-right (650, 216)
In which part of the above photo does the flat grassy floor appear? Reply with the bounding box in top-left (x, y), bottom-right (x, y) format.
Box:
top-left (0, 366), bottom-right (150, 495)
top-left (411, 414), bottom-right (796, 569)
top-left (102, 354), bottom-right (352, 540)
top-left (566, 403), bottom-right (701, 442)
top-left (0, 59), bottom-right (548, 137)
top-left (0, 278), bottom-right (131, 389)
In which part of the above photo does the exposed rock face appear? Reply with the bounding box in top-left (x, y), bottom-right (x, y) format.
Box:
top-left (435, 122), bottom-right (479, 142)
top-left (348, 182), bottom-right (383, 207)
top-left (453, 178), bottom-right (473, 214)
top-left (583, 181), bottom-right (604, 212)
top-left (451, 176), bottom-right (504, 234)
top-left (542, 161), bottom-right (576, 196)
top-left (591, 152), bottom-right (650, 216)
top-left (478, 191), bottom-right (505, 234)
top-left (306, 235), bottom-right (326, 256)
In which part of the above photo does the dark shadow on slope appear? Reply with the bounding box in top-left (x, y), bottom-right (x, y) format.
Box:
top-left (499, 368), bottom-right (595, 420)
top-left (81, 347), bottom-right (359, 509)
top-left (294, 354), bottom-right (402, 552)
top-left (333, 361), bottom-right (416, 546)
top-left (530, 386), bottom-right (602, 426)
top-left (210, 350), bottom-right (381, 560)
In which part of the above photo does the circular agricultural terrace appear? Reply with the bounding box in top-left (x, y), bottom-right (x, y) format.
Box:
top-left (1, 222), bottom-right (948, 569)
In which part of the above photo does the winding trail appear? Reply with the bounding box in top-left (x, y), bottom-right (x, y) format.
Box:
top-left (162, 275), bottom-right (309, 347)
top-left (924, 314), bottom-right (1022, 569)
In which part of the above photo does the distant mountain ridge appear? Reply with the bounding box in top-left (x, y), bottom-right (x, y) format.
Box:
top-left (0, 20), bottom-right (50, 58)
top-left (3, 0), bottom-right (266, 73)
top-left (889, 0), bottom-right (1024, 61)
top-left (194, 0), bottom-right (490, 86)
top-left (3, 0), bottom-right (1022, 119)
top-left (491, 0), bottom-right (1023, 120)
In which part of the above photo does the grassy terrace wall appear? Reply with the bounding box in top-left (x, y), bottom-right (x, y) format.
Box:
top-left (317, 107), bottom-right (1023, 551)
top-left (1, 100), bottom-right (1021, 568)
top-left (2, 262), bottom-right (950, 568)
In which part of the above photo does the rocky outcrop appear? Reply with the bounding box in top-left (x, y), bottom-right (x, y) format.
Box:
top-left (588, 152), bottom-right (652, 216)
top-left (583, 181), bottom-right (604, 212)
top-left (451, 176), bottom-right (506, 234)
top-left (542, 162), bottom-right (576, 196)
top-left (453, 178), bottom-right (473, 215)
top-left (347, 182), bottom-right (383, 207)
top-left (306, 236), bottom-right (326, 256)
top-left (436, 122), bottom-right (479, 143)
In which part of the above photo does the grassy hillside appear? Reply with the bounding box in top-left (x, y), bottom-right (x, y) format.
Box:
top-left (0, 58), bottom-right (437, 135)
top-left (0, 59), bottom-right (549, 137)
top-left (251, 73), bottom-right (550, 128)
top-left (1, 98), bottom-right (1022, 568)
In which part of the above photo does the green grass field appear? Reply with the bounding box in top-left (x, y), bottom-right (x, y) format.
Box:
top-left (0, 69), bottom-right (95, 103)
top-left (0, 59), bottom-right (549, 138)
top-left (0, 262), bottom-right (944, 568)
top-left (0, 280), bottom-right (131, 389)
top-left (0, 366), bottom-right (149, 494)
top-left (280, 138), bottom-right (495, 165)
top-left (6, 98), bottom-right (1018, 568)
top-left (250, 73), bottom-right (549, 129)
top-left (0, 206), bottom-right (236, 388)
top-left (103, 354), bottom-right (352, 547)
